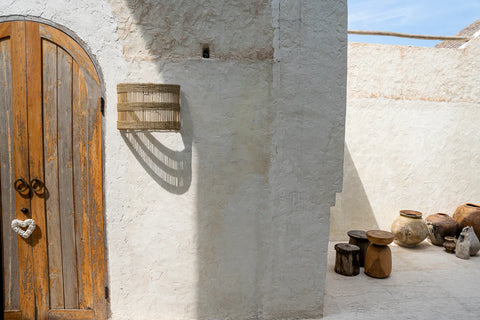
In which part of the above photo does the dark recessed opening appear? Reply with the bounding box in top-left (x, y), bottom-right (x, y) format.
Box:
top-left (202, 46), bottom-right (210, 59)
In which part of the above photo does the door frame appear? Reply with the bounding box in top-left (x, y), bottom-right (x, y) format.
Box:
top-left (0, 17), bottom-right (108, 320)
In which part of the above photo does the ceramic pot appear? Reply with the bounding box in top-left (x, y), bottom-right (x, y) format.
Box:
top-left (425, 213), bottom-right (459, 246)
top-left (391, 210), bottom-right (428, 247)
top-left (453, 203), bottom-right (480, 240)
top-left (461, 226), bottom-right (480, 256)
top-left (443, 236), bottom-right (456, 253)
top-left (455, 233), bottom-right (471, 259)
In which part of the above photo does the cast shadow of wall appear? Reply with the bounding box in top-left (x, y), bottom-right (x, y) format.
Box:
top-left (120, 93), bottom-right (192, 194)
top-left (330, 144), bottom-right (379, 241)
top-left (119, 2), bottom-right (270, 319)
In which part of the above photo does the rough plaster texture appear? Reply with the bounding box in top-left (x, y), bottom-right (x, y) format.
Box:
top-left (330, 40), bottom-right (480, 240)
top-left (265, 1), bottom-right (347, 318)
top-left (1, 1), bottom-right (346, 319)
top-left (112, 0), bottom-right (273, 61)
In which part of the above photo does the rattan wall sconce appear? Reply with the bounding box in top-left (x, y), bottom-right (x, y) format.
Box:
top-left (117, 83), bottom-right (180, 130)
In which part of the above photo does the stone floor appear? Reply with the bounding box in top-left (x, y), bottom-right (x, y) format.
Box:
top-left (323, 241), bottom-right (480, 320)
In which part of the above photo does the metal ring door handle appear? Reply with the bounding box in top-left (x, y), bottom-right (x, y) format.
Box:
top-left (14, 178), bottom-right (30, 193)
top-left (11, 218), bottom-right (36, 239)
top-left (30, 178), bottom-right (44, 193)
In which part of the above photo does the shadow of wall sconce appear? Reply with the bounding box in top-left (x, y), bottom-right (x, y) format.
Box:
top-left (117, 83), bottom-right (181, 131)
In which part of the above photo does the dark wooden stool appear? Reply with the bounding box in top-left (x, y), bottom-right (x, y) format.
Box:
top-left (334, 243), bottom-right (360, 276)
top-left (365, 230), bottom-right (395, 278)
top-left (348, 230), bottom-right (370, 267)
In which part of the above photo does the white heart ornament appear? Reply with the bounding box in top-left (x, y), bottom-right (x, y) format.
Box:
top-left (11, 219), bottom-right (36, 239)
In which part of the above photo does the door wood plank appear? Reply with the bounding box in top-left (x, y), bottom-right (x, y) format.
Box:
top-left (47, 309), bottom-right (94, 320)
top-left (0, 22), bottom-right (11, 39)
top-left (42, 38), bottom-right (65, 309)
top-left (57, 46), bottom-right (79, 309)
top-left (4, 310), bottom-right (22, 320)
top-left (0, 37), bottom-right (21, 311)
top-left (26, 21), bottom-right (50, 320)
top-left (38, 24), bottom-right (99, 86)
top-left (87, 84), bottom-right (107, 319)
top-left (72, 61), bottom-right (94, 309)
top-left (10, 20), bottom-right (35, 320)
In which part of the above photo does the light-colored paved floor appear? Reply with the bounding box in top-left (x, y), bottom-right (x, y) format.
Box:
top-left (323, 241), bottom-right (480, 320)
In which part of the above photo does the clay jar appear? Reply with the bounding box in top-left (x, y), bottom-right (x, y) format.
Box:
top-left (453, 203), bottom-right (480, 240)
top-left (456, 227), bottom-right (480, 259)
top-left (462, 226), bottom-right (480, 256)
top-left (455, 233), bottom-right (471, 259)
top-left (443, 236), bottom-right (456, 253)
top-left (425, 213), bottom-right (459, 246)
top-left (391, 210), bottom-right (428, 247)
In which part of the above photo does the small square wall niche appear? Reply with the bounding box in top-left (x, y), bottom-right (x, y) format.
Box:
top-left (117, 83), bottom-right (180, 131)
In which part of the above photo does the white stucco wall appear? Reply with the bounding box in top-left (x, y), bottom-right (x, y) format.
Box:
top-left (1, 1), bottom-right (347, 319)
top-left (330, 40), bottom-right (480, 240)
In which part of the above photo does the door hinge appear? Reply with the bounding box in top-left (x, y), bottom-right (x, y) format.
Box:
top-left (104, 286), bottom-right (109, 300)
top-left (100, 97), bottom-right (105, 116)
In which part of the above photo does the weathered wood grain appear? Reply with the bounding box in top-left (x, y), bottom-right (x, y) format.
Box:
top-left (4, 310), bottom-right (22, 320)
top-left (334, 243), bottom-right (360, 276)
top-left (73, 61), bottom-right (94, 309)
top-left (0, 22), bottom-right (11, 39)
top-left (2, 20), bottom-right (106, 320)
top-left (364, 244), bottom-right (392, 279)
top-left (348, 29), bottom-right (471, 41)
top-left (57, 46), bottom-right (79, 309)
top-left (38, 24), bottom-right (99, 86)
top-left (88, 85), bottom-right (107, 320)
top-left (11, 20), bottom-right (35, 320)
top-left (26, 21), bottom-right (50, 320)
top-left (0, 36), bottom-right (21, 311)
top-left (42, 38), bottom-right (64, 309)
top-left (47, 309), bottom-right (94, 320)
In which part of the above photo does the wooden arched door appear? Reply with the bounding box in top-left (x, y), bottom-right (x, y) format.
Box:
top-left (0, 21), bottom-right (106, 320)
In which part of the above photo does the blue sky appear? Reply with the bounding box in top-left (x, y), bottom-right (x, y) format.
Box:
top-left (348, 0), bottom-right (480, 47)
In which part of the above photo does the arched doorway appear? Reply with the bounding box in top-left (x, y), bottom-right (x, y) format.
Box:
top-left (1, 20), bottom-right (106, 320)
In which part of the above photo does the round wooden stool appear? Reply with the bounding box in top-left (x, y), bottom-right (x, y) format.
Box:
top-left (347, 230), bottom-right (369, 267)
top-left (334, 243), bottom-right (360, 276)
top-left (365, 230), bottom-right (395, 278)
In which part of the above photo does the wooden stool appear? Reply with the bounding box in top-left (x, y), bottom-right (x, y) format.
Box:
top-left (365, 230), bottom-right (395, 278)
top-left (348, 230), bottom-right (370, 267)
top-left (334, 243), bottom-right (360, 276)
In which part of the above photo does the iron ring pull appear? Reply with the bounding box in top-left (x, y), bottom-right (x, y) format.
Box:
top-left (30, 178), bottom-right (44, 194)
top-left (14, 178), bottom-right (30, 193)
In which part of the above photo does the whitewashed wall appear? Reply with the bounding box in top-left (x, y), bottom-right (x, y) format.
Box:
top-left (0, 0), bottom-right (347, 319)
top-left (330, 39), bottom-right (480, 240)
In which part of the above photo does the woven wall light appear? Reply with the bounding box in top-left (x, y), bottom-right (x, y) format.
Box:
top-left (117, 83), bottom-right (180, 130)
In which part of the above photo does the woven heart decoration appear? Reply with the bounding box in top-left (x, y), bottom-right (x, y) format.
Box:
top-left (11, 219), bottom-right (36, 239)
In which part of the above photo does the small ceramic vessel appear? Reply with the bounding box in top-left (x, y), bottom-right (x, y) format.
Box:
top-left (443, 236), bottom-right (456, 253)
top-left (462, 226), bottom-right (480, 256)
top-left (456, 233), bottom-right (471, 259)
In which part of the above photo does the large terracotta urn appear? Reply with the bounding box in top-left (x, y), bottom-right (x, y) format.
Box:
top-left (425, 213), bottom-right (459, 246)
top-left (391, 210), bottom-right (428, 247)
top-left (453, 203), bottom-right (480, 240)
